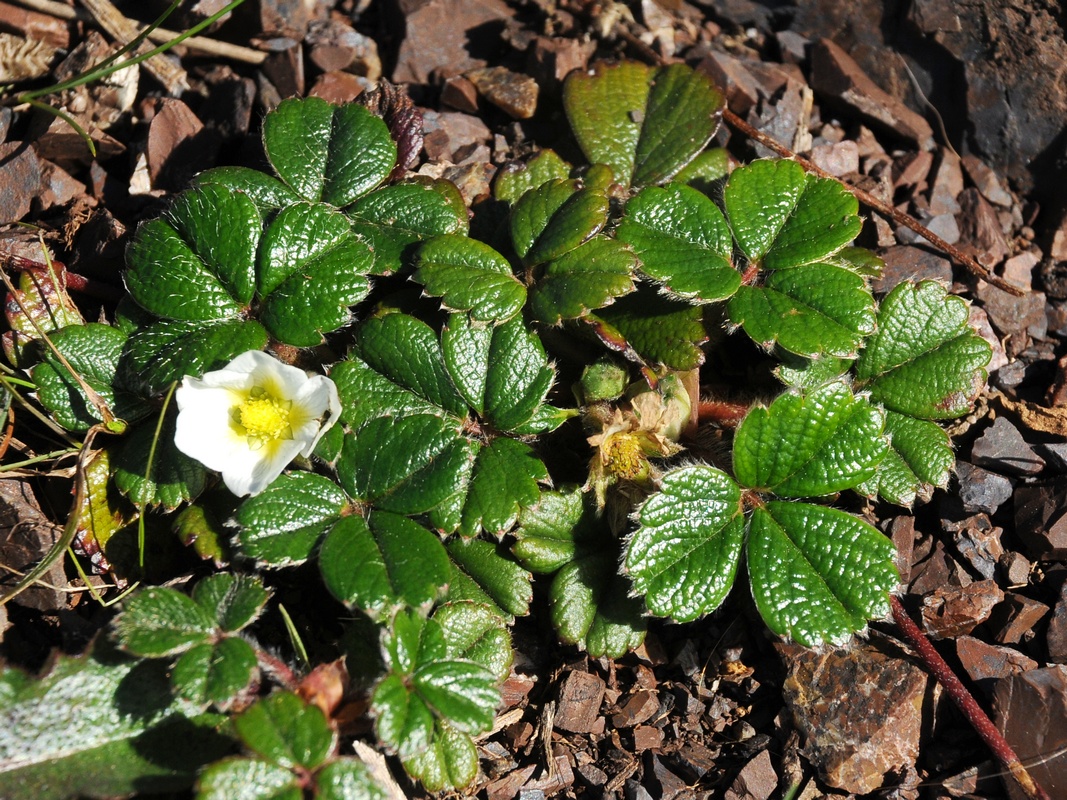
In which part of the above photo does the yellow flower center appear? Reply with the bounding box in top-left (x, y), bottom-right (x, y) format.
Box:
top-left (603, 432), bottom-right (648, 481)
top-left (232, 387), bottom-right (293, 448)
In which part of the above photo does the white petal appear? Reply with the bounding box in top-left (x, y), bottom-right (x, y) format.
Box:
top-left (224, 438), bottom-right (305, 496)
top-left (292, 375), bottom-right (342, 456)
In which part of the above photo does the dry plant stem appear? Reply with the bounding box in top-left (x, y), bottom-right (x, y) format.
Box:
top-left (77, 0), bottom-right (188, 93)
top-left (16, 0), bottom-right (266, 64)
top-left (890, 595), bottom-right (1050, 800)
top-left (722, 109), bottom-right (1025, 297)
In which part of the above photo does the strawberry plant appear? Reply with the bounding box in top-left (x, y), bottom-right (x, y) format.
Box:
top-left (0, 59), bottom-right (993, 798)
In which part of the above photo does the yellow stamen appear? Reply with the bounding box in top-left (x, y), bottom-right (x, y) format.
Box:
top-left (232, 388), bottom-right (293, 448)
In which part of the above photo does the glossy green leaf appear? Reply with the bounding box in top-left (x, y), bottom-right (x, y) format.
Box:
top-left (494, 149), bottom-right (572, 204)
top-left (862, 411), bottom-right (955, 506)
top-left (724, 160), bottom-right (861, 269)
top-left (0, 649), bottom-right (233, 800)
top-left (234, 692), bottom-right (334, 771)
top-left (235, 472), bottom-right (348, 566)
top-left (626, 465), bottom-right (745, 622)
top-left (349, 180), bottom-right (468, 275)
top-left (511, 180), bottom-right (608, 265)
top-left (564, 62), bottom-right (724, 187)
top-left (119, 318), bottom-right (269, 397)
top-left (411, 660), bottom-right (500, 734)
top-left (433, 601), bottom-right (513, 682)
top-left (372, 673), bottom-right (434, 759)
top-left (193, 166), bottom-right (301, 213)
top-left (775, 353), bottom-right (852, 389)
top-left (111, 413), bottom-right (206, 510)
top-left (319, 513), bottom-right (450, 615)
top-left (126, 184), bottom-right (260, 321)
top-left (513, 487), bottom-right (593, 573)
top-left (728, 264), bottom-right (875, 357)
top-left (445, 537), bottom-right (532, 619)
top-left (172, 638), bottom-right (258, 708)
top-left (854, 280), bottom-right (992, 419)
top-left (192, 573), bottom-right (269, 633)
top-left (114, 587), bottom-right (216, 657)
top-left (256, 203), bottom-right (373, 346)
top-left (526, 236), bottom-right (637, 325)
top-left (550, 551), bottom-right (646, 659)
top-left (618, 183), bottom-right (739, 302)
top-left (196, 757), bottom-right (300, 800)
top-left (31, 323), bottom-right (146, 431)
top-left (402, 721), bottom-right (478, 792)
top-left (414, 235), bottom-right (526, 323)
top-left (732, 382), bottom-right (886, 497)
top-left (674, 147), bottom-right (730, 190)
top-left (263, 97), bottom-right (396, 207)
top-left (314, 759), bottom-right (390, 800)
top-left (456, 438), bottom-right (547, 537)
top-left (592, 289), bottom-right (707, 370)
top-left (747, 502), bottom-right (898, 646)
top-left (2, 262), bottom-right (84, 367)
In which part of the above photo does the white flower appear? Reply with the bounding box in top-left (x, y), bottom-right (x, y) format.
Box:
top-left (174, 351), bottom-right (341, 497)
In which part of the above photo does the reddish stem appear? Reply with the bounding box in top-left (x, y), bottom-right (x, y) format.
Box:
top-left (696, 399), bottom-right (750, 428)
top-left (890, 595), bottom-right (1050, 800)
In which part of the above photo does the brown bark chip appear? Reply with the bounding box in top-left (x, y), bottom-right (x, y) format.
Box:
top-left (554, 669), bottom-right (605, 734)
top-left (994, 666), bottom-right (1067, 798)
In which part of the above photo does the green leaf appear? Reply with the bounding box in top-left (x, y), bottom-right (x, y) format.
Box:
top-left (854, 280), bottom-right (992, 419)
top-left (263, 97), bottom-right (396, 206)
top-left (526, 236), bottom-right (637, 325)
top-left (402, 721), bottom-right (478, 792)
top-left (196, 757), bottom-right (300, 800)
top-left (193, 166), bottom-right (301, 212)
top-left (31, 323), bottom-right (147, 431)
top-left (728, 264), bottom-right (876, 357)
top-left (256, 203), bottom-right (373, 346)
top-left (551, 552), bottom-right (646, 659)
top-left (511, 180), bottom-right (608, 265)
top-left (862, 411), bottom-right (955, 506)
top-left (2, 262), bottom-right (84, 367)
top-left (433, 601), bottom-right (513, 682)
top-left (173, 638), bottom-right (258, 709)
top-left (111, 413), bottom-right (206, 510)
top-left (618, 183), bottom-right (739, 302)
top-left (314, 759), bottom-right (390, 800)
top-left (192, 573), bottom-right (270, 633)
top-left (513, 487), bottom-right (592, 573)
top-left (126, 184), bottom-right (260, 321)
top-left (414, 235), bottom-right (526, 323)
top-left (775, 353), bottom-right (852, 389)
top-left (0, 649), bottom-right (233, 800)
top-left (234, 691), bottom-right (335, 771)
top-left (372, 673), bottom-right (434, 760)
top-left (119, 318), bottom-right (269, 397)
top-left (114, 587), bottom-right (217, 657)
top-left (626, 465), bottom-right (745, 622)
top-left (564, 62), bottom-right (724, 187)
top-left (494, 149), bottom-right (572, 204)
top-left (747, 502), bottom-right (898, 646)
top-left (338, 416), bottom-right (472, 513)
top-left (724, 160), bottom-right (861, 269)
top-left (456, 438), bottom-right (547, 537)
top-left (732, 382), bottom-right (886, 496)
top-left (445, 537), bottom-right (532, 620)
top-left (591, 288), bottom-right (707, 370)
top-left (319, 513), bottom-right (450, 615)
top-left (349, 180), bottom-right (468, 276)
top-left (235, 472), bottom-right (348, 566)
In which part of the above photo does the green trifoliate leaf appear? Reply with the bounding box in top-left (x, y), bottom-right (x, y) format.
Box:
top-left (433, 601), bottom-right (513, 682)
top-left (724, 160), bottom-right (861, 270)
top-left (193, 166), bottom-right (301, 213)
top-left (172, 638), bottom-right (258, 709)
top-left (832, 245), bottom-right (884, 278)
top-left (349, 180), bottom-right (468, 276)
top-left (318, 513), bottom-right (449, 615)
top-left (114, 587), bottom-right (216, 657)
top-left (674, 147), bottom-right (730, 191)
top-left (255, 202), bottom-right (373, 346)
top-left (234, 692), bottom-right (335, 771)
top-left (456, 438), bottom-right (547, 537)
top-left (445, 537), bottom-right (532, 620)
top-left (126, 183), bottom-right (260, 321)
top-left (860, 411), bottom-right (955, 506)
top-left (526, 236), bottom-right (637, 325)
top-left (626, 465), bottom-right (745, 622)
top-left (728, 264), bottom-right (876, 358)
top-left (235, 472), bottom-right (348, 566)
top-left (31, 323), bottom-right (147, 431)
top-left (775, 353), bottom-right (852, 389)
top-left (263, 97), bottom-right (396, 207)
top-left (854, 280), bottom-right (991, 419)
top-left (314, 759), bottom-right (390, 800)
top-left (494, 149), bottom-right (572, 204)
top-left (414, 235), bottom-right (526, 323)
top-left (337, 416), bottom-right (472, 514)
top-left (119, 318), bottom-right (269, 397)
top-left (402, 720), bottom-right (478, 792)
top-left (110, 413), bottom-right (206, 510)
top-left (618, 183), bottom-right (739, 303)
top-left (513, 487), bottom-right (593, 573)
top-left (0, 648), bottom-right (232, 800)
top-left (511, 179), bottom-right (608, 265)
top-left (591, 288), bottom-right (707, 370)
top-left (732, 382), bottom-right (887, 497)
top-left (746, 502), bottom-right (898, 646)
top-left (564, 61), bottom-right (724, 187)
top-left (192, 573), bottom-right (269, 633)
top-left (196, 758), bottom-right (300, 800)
top-left (551, 552), bottom-right (646, 659)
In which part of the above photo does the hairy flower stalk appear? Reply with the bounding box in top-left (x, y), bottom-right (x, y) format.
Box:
top-left (174, 350), bottom-right (341, 496)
